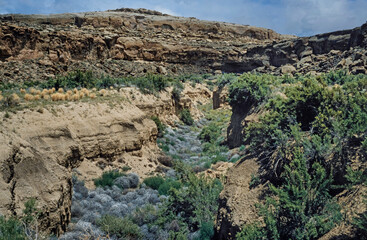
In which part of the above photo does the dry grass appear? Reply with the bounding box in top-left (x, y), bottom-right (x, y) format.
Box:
top-left (0, 94), bottom-right (3, 102)
top-left (41, 89), bottom-right (49, 98)
top-left (72, 94), bottom-right (80, 101)
top-left (43, 95), bottom-right (50, 100)
top-left (99, 89), bottom-right (107, 96)
top-left (29, 88), bottom-right (36, 94)
top-left (20, 88), bottom-right (26, 94)
top-left (34, 95), bottom-right (41, 101)
top-left (58, 88), bottom-right (64, 93)
top-left (24, 94), bottom-right (34, 101)
top-left (51, 93), bottom-right (66, 101)
top-left (11, 93), bottom-right (20, 103)
top-left (90, 93), bottom-right (96, 99)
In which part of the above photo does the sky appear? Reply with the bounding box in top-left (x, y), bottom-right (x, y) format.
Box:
top-left (0, 0), bottom-right (366, 36)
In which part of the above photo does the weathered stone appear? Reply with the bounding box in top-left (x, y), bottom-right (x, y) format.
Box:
top-left (280, 64), bottom-right (296, 74)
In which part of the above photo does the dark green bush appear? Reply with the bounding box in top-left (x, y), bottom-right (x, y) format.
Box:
top-left (94, 170), bottom-right (125, 188)
top-left (0, 216), bottom-right (26, 240)
top-left (0, 198), bottom-right (41, 240)
top-left (97, 215), bottom-right (141, 240)
top-left (156, 163), bottom-right (223, 232)
top-left (143, 176), bottom-right (165, 190)
top-left (151, 116), bottom-right (166, 137)
top-left (199, 122), bottom-right (221, 143)
top-left (236, 223), bottom-right (266, 240)
top-left (131, 204), bottom-right (159, 226)
top-left (158, 180), bottom-right (182, 195)
top-left (180, 109), bottom-right (194, 125)
top-left (198, 221), bottom-right (215, 240)
top-left (249, 174), bottom-right (261, 189)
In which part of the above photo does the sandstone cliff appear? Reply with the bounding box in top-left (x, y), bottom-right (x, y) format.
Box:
top-left (1, 9), bottom-right (367, 85)
top-left (0, 8), bottom-right (287, 84)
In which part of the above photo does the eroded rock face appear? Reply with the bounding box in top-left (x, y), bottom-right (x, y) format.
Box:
top-left (215, 156), bottom-right (264, 240)
top-left (0, 102), bottom-right (158, 235)
top-left (1, 10), bottom-right (366, 86)
top-left (0, 9), bottom-right (288, 83)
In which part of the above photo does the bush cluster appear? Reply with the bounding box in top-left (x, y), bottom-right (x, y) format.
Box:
top-left (61, 174), bottom-right (162, 240)
top-left (180, 109), bottom-right (194, 125)
top-left (93, 170), bottom-right (126, 188)
top-left (151, 116), bottom-right (166, 137)
top-left (233, 71), bottom-right (367, 239)
top-left (0, 198), bottom-right (42, 240)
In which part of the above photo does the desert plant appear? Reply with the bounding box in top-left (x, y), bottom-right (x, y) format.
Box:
top-left (143, 176), bottom-right (165, 190)
top-left (94, 170), bottom-right (126, 188)
top-left (97, 215), bottom-right (142, 240)
top-left (0, 198), bottom-right (42, 240)
top-left (180, 109), bottom-right (194, 125)
top-left (151, 116), bottom-right (166, 137)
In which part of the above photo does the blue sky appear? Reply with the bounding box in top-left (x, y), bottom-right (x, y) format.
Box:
top-left (0, 0), bottom-right (366, 36)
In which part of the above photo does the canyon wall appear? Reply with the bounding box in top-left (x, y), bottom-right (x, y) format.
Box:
top-left (1, 10), bottom-right (367, 85)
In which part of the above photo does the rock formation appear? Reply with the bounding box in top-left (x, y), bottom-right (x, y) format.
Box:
top-left (1, 9), bottom-right (366, 85)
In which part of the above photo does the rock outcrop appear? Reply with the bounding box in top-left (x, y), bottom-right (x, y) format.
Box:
top-left (1, 10), bottom-right (367, 84)
top-left (0, 9), bottom-right (287, 83)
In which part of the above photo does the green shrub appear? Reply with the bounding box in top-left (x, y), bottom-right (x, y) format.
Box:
top-left (354, 208), bottom-right (367, 239)
top-left (156, 163), bottom-right (223, 232)
top-left (249, 174), bottom-right (261, 189)
top-left (131, 204), bottom-right (159, 226)
top-left (180, 109), bottom-right (194, 125)
top-left (199, 123), bottom-right (221, 143)
top-left (236, 223), bottom-right (266, 240)
top-left (198, 221), bottom-right (215, 240)
top-left (158, 180), bottom-right (182, 195)
top-left (41, 70), bottom-right (97, 89)
top-left (0, 198), bottom-right (41, 240)
top-left (242, 129), bottom-right (342, 240)
top-left (94, 170), bottom-right (125, 188)
top-left (143, 176), bottom-right (165, 190)
top-left (0, 216), bottom-right (26, 240)
top-left (151, 116), bottom-right (166, 137)
top-left (97, 215), bottom-right (141, 239)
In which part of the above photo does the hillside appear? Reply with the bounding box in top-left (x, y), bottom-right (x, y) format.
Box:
top-left (0, 8), bottom-right (366, 240)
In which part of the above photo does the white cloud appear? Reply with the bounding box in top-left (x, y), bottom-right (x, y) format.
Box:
top-left (281, 0), bottom-right (367, 35)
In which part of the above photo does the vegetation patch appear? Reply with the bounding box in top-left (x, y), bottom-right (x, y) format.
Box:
top-left (229, 71), bottom-right (367, 239)
top-left (94, 170), bottom-right (126, 188)
top-left (179, 108), bottom-right (194, 125)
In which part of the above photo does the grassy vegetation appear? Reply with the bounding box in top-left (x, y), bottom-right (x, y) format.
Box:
top-left (179, 109), bottom-right (194, 126)
top-left (198, 104), bottom-right (232, 167)
top-left (151, 116), bottom-right (166, 137)
top-left (94, 170), bottom-right (126, 188)
top-left (0, 199), bottom-right (43, 240)
top-left (97, 215), bottom-right (142, 240)
top-left (0, 71), bottom-right (218, 115)
top-left (153, 162), bottom-right (223, 239)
